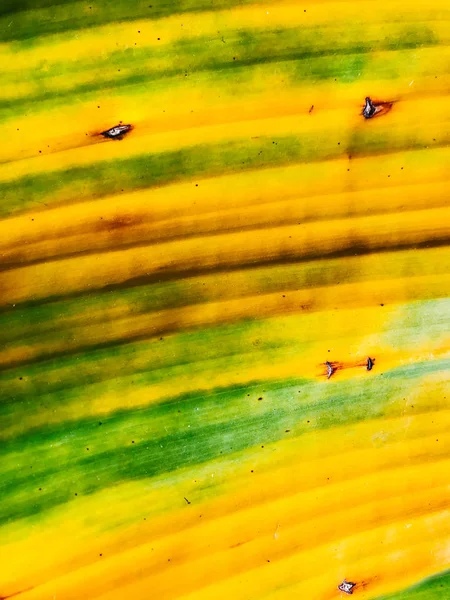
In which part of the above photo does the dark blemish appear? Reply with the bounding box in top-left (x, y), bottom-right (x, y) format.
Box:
top-left (233, 56), bottom-right (236, 60)
top-left (184, 497), bottom-right (191, 505)
top-left (75, 493), bottom-right (77, 496)
top-left (157, 38), bottom-right (160, 40)
top-left (362, 97), bottom-right (376, 118)
top-left (285, 430), bottom-right (290, 433)
top-left (101, 124), bottom-right (133, 140)
top-left (99, 422), bottom-right (102, 425)
top-left (380, 303), bottom-right (384, 307)
top-left (19, 377), bottom-right (22, 380)
top-left (362, 96), bottom-right (393, 119)
top-left (132, 441), bottom-right (135, 444)
top-left (86, 447), bottom-right (89, 451)
top-left (309, 105), bottom-right (314, 114)
top-left (221, 37), bottom-right (226, 43)
top-left (367, 357), bottom-right (375, 371)
top-left (267, 560), bottom-right (270, 563)
top-left (325, 361), bottom-right (335, 379)
top-left (0, 587), bottom-right (35, 599)
top-left (258, 397), bottom-right (263, 401)
top-left (39, 488), bottom-right (42, 491)
top-left (338, 580), bottom-right (356, 594)
top-left (99, 553), bottom-right (102, 557)
top-left (250, 470), bottom-right (254, 473)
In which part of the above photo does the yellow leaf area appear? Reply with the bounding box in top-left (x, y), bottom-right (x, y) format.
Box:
top-left (0, 0), bottom-right (449, 599)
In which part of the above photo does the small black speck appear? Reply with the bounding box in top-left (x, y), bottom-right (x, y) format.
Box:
top-left (19, 377), bottom-right (23, 380)
top-left (39, 488), bottom-right (42, 491)
top-left (86, 448), bottom-right (89, 451)
top-left (132, 440), bottom-right (135, 444)
top-left (388, 175), bottom-right (390, 178)
top-left (285, 429), bottom-right (290, 433)
top-left (157, 37), bottom-right (160, 40)
top-left (250, 470), bottom-right (254, 473)
top-left (267, 559), bottom-right (271, 562)
top-left (99, 554), bottom-right (102, 557)
top-left (99, 422), bottom-right (102, 425)
top-left (258, 397), bottom-right (263, 401)
top-left (380, 303), bottom-right (384, 306)
top-left (75, 493), bottom-right (77, 496)
top-left (261, 445), bottom-right (264, 448)
top-left (97, 106), bottom-right (100, 108)
top-left (195, 184), bottom-right (198, 186)
top-left (307, 420), bottom-right (310, 423)
top-left (138, 30), bottom-right (140, 33)
top-left (337, 142), bottom-right (340, 146)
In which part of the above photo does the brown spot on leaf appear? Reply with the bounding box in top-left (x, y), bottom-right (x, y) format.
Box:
top-left (362, 96), bottom-right (393, 119)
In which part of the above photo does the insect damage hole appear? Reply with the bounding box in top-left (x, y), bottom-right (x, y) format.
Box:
top-left (101, 124), bottom-right (133, 140)
top-left (338, 580), bottom-right (356, 595)
top-left (362, 96), bottom-right (393, 119)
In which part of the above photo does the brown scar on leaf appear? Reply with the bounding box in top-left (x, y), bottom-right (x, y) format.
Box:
top-left (324, 361), bottom-right (343, 379)
top-left (362, 97), bottom-right (393, 119)
top-left (338, 579), bottom-right (357, 594)
top-left (0, 587), bottom-right (34, 599)
top-left (356, 357), bottom-right (376, 371)
top-left (91, 123), bottom-right (134, 140)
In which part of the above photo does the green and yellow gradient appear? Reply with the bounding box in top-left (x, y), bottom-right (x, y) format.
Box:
top-left (0, 0), bottom-right (449, 599)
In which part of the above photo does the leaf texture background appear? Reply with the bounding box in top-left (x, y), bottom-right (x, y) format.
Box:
top-left (0, 1), bottom-right (449, 599)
